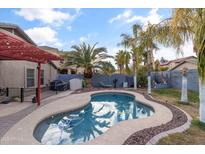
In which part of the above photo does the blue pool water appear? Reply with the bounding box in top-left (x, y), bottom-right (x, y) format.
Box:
top-left (34, 92), bottom-right (154, 145)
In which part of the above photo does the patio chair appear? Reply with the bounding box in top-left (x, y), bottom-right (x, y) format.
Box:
top-left (99, 82), bottom-right (112, 88)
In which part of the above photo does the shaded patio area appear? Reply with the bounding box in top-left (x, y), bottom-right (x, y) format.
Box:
top-left (0, 29), bottom-right (62, 106)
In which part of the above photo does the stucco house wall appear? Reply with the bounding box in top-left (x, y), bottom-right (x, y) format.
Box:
top-left (172, 62), bottom-right (197, 71)
top-left (0, 23), bottom-right (59, 91)
top-left (0, 60), bottom-right (58, 88)
top-left (161, 56), bottom-right (197, 70)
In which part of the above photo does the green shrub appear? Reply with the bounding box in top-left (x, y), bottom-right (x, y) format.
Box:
top-left (137, 66), bottom-right (147, 87)
top-left (160, 66), bottom-right (169, 71)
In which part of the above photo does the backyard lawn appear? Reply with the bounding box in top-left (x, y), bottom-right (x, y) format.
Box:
top-left (150, 88), bottom-right (205, 145)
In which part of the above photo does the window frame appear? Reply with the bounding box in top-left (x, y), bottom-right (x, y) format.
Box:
top-left (26, 68), bottom-right (35, 88)
top-left (40, 69), bottom-right (45, 85)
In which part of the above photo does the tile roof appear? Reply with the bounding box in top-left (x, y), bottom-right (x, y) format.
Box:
top-left (160, 56), bottom-right (197, 66)
top-left (0, 22), bottom-right (36, 45)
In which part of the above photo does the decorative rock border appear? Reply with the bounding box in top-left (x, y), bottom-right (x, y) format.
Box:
top-left (123, 93), bottom-right (192, 145)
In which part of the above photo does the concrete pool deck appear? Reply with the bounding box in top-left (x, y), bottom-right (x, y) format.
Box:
top-left (0, 89), bottom-right (192, 145)
top-left (0, 90), bottom-right (69, 118)
top-left (0, 90), bottom-right (73, 139)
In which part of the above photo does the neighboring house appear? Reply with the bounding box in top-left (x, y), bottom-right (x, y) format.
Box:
top-left (39, 46), bottom-right (85, 74)
top-left (160, 56), bottom-right (197, 71)
top-left (39, 45), bottom-right (63, 71)
top-left (0, 22), bottom-right (60, 90)
top-left (61, 65), bottom-right (84, 74)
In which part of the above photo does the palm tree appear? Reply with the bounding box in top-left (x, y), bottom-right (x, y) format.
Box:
top-left (124, 51), bottom-right (131, 75)
top-left (139, 23), bottom-right (159, 94)
top-left (118, 34), bottom-right (132, 75)
top-left (115, 50), bottom-right (130, 74)
top-left (65, 42), bottom-right (113, 78)
top-left (119, 24), bottom-right (144, 89)
top-left (115, 50), bottom-right (125, 74)
top-left (98, 61), bottom-right (115, 76)
top-left (154, 9), bottom-right (205, 122)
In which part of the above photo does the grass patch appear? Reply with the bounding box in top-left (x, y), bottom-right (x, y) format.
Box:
top-left (152, 88), bottom-right (199, 103)
top-left (158, 120), bottom-right (205, 145)
top-left (150, 88), bottom-right (205, 145)
top-left (152, 88), bottom-right (199, 119)
top-left (128, 88), bottom-right (204, 144)
top-left (191, 120), bottom-right (205, 131)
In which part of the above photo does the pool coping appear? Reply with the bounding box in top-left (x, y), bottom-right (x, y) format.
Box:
top-left (0, 89), bottom-right (175, 145)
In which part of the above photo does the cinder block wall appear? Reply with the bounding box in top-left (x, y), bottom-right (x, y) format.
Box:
top-left (91, 74), bottom-right (134, 88)
top-left (170, 69), bottom-right (199, 92)
top-left (151, 69), bottom-right (199, 92)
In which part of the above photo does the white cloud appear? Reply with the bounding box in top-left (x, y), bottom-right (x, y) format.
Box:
top-left (127, 8), bottom-right (161, 25)
top-left (25, 26), bottom-right (63, 48)
top-left (79, 36), bottom-right (87, 42)
top-left (109, 8), bottom-right (162, 27)
top-left (67, 26), bottom-right (72, 31)
top-left (79, 32), bottom-right (98, 43)
top-left (109, 10), bottom-right (133, 23)
top-left (75, 8), bottom-right (81, 14)
top-left (154, 41), bottom-right (196, 61)
top-left (70, 40), bottom-right (75, 44)
top-left (15, 8), bottom-right (79, 26)
top-left (109, 9), bottom-right (194, 62)
top-left (25, 27), bottom-right (57, 43)
top-left (53, 42), bottom-right (63, 48)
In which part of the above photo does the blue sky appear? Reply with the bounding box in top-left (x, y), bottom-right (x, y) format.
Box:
top-left (0, 8), bottom-right (195, 64)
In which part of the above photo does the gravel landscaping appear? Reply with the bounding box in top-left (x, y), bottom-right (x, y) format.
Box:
top-left (123, 93), bottom-right (188, 145)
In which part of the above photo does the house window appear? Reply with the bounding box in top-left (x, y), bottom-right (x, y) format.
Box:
top-left (27, 69), bottom-right (35, 87)
top-left (41, 70), bottom-right (44, 85)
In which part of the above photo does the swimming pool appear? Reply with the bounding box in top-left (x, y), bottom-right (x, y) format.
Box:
top-left (33, 92), bottom-right (154, 145)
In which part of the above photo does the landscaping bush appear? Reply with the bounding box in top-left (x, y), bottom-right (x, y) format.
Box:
top-left (160, 66), bottom-right (169, 71)
top-left (137, 66), bottom-right (148, 87)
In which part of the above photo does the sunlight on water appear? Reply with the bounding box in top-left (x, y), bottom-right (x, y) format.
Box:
top-left (34, 93), bottom-right (154, 145)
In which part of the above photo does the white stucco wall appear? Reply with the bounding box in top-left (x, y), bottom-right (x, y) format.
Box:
top-left (0, 60), bottom-right (58, 88)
